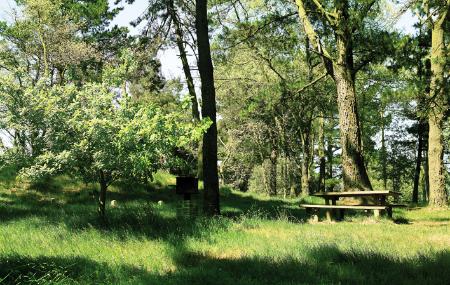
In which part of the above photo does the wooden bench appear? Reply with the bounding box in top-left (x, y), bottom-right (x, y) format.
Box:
top-left (301, 190), bottom-right (403, 221)
top-left (301, 204), bottom-right (391, 221)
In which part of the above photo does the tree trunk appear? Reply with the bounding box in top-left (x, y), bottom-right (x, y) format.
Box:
top-left (293, 158), bottom-right (302, 196)
top-left (318, 115), bottom-right (326, 192)
top-left (283, 158), bottom-right (290, 198)
top-left (412, 122), bottom-right (424, 203)
top-left (196, 0), bottom-right (220, 215)
top-left (424, 150), bottom-right (430, 202)
top-left (296, 0), bottom-right (372, 192)
top-left (167, 0), bottom-right (200, 121)
top-left (98, 170), bottom-right (107, 218)
top-left (427, 7), bottom-right (448, 207)
top-left (167, 0), bottom-right (203, 178)
top-left (301, 128), bottom-right (311, 196)
top-left (333, 1), bottom-right (372, 191)
top-left (327, 137), bottom-right (333, 181)
top-left (333, 65), bottom-right (372, 191)
top-left (269, 148), bottom-right (278, 196)
top-left (413, 51), bottom-right (426, 203)
top-left (380, 111), bottom-right (387, 190)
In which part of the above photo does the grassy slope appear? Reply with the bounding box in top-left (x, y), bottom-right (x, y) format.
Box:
top-left (0, 174), bottom-right (449, 284)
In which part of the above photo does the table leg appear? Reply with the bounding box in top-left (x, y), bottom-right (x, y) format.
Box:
top-left (326, 209), bottom-right (332, 222)
top-left (331, 198), bottom-right (337, 220)
top-left (387, 207), bottom-right (393, 219)
top-left (339, 209), bottom-right (345, 221)
top-left (379, 196), bottom-right (387, 217)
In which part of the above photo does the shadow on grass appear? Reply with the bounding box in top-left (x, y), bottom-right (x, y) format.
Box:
top-left (0, 187), bottom-right (230, 243)
top-left (165, 245), bottom-right (450, 285)
top-left (1, 246), bottom-right (449, 285)
top-left (0, 255), bottom-right (150, 284)
top-left (220, 191), bottom-right (308, 221)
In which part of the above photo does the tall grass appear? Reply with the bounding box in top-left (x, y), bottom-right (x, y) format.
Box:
top-left (0, 174), bottom-right (449, 284)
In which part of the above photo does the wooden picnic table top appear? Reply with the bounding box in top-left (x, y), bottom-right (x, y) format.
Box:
top-left (312, 190), bottom-right (401, 198)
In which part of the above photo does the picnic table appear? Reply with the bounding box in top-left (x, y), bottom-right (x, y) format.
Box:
top-left (301, 190), bottom-right (403, 221)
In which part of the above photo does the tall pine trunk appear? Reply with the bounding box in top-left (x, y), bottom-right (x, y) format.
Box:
top-left (196, 0), bottom-right (220, 215)
top-left (427, 6), bottom-right (448, 207)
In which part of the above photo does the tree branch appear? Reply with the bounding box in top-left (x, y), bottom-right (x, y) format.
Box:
top-left (312, 0), bottom-right (337, 26)
top-left (295, 72), bottom-right (328, 94)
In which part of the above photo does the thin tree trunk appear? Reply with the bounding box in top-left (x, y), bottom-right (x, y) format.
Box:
top-left (196, 0), bottom-right (220, 215)
top-left (427, 4), bottom-right (448, 207)
top-left (301, 128), bottom-right (311, 196)
top-left (167, 0), bottom-right (200, 121)
top-left (413, 51), bottom-right (426, 203)
top-left (283, 158), bottom-right (290, 198)
top-left (297, 160), bottom-right (303, 196)
top-left (380, 110), bottom-right (387, 190)
top-left (327, 138), bottom-right (333, 181)
top-left (412, 122), bottom-right (424, 203)
top-left (269, 148), bottom-right (278, 196)
top-left (167, 0), bottom-right (203, 178)
top-left (424, 150), bottom-right (430, 202)
top-left (302, 37), bottom-right (313, 195)
top-left (318, 115), bottom-right (326, 192)
top-left (98, 170), bottom-right (107, 218)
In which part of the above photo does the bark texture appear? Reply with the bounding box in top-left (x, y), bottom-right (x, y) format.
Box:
top-left (196, 0), bottom-right (220, 215)
top-left (427, 5), bottom-right (449, 207)
top-left (296, 0), bottom-right (372, 191)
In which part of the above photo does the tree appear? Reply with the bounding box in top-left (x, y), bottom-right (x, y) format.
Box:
top-left (212, 1), bottom-right (334, 196)
top-left (0, 0), bottom-right (99, 158)
top-left (294, 0), bottom-right (392, 191)
top-left (15, 77), bottom-right (208, 218)
top-left (424, 0), bottom-right (449, 207)
top-left (196, 0), bottom-right (220, 215)
top-left (129, 0), bottom-right (200, 121)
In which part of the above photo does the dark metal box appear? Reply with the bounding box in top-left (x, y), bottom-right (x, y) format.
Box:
top-left (175, 177), bottom-right (199, 195)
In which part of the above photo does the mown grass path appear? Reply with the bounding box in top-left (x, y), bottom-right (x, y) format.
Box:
top-left (0, 177), bottom-right (449, 284)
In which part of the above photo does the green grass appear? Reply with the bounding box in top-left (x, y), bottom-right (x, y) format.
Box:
top-left (0, 174), bottom-right (449, 284)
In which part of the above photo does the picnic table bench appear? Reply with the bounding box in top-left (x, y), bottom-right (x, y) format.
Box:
top-left (300, 190), bottom-right (404, 221)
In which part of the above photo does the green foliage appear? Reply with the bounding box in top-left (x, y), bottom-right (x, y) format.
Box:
top-left (11, 78), bottom-right (209, 186)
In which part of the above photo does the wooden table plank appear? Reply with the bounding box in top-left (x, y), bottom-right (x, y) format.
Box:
top-left (312, 190), bottom-right (401, 197)
top-left (300, 204), bottom-right (388, 210)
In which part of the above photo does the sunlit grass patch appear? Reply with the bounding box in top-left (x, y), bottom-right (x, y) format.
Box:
top-left (0, 177), bottom-right (449, 284)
